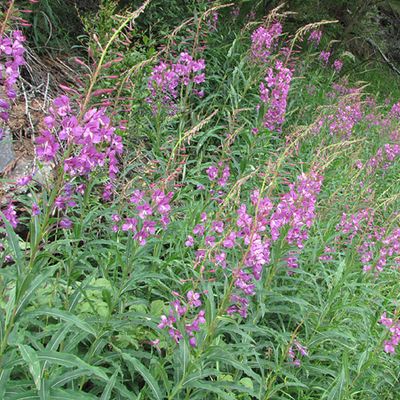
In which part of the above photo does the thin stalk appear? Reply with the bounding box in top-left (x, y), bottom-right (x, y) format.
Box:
top-left (0, 0), bottom-right (15, 37)
top-left (80, 0), bottom-right (150, 115)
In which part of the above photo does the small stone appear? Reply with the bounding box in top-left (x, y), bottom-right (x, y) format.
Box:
top-left (0, 128), bottom-right (15, 173)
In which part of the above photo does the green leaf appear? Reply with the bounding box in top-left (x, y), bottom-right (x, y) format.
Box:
top-left (8, 393), bottom-right (40, 400)
top-left (0, 211), bottom-right (25, 275)
top-left (18, 344), bottom-right (42, 391)
top-left (49, 369), bottom-right (92, 388)
top-left (326, 352), bottom-right (349, 400)
top-left (219, 374), bottom-right (234, 382)
top-left (122, 353), bottom-right (163, 400)
top-left (357, 349), bottom-right (370, 374)
top-left (26, 308), bottom-right (96, 336)
top-left (100, 368), bottom-right (119, 400)
top-left (50, 389), bottom-right (98, 399)
top-left (3, 351), bottom-right (108, 384)
top-left (178, 339), bottom-right (190, 375)
top-left (182, 369), bottom-right (218, 387)
top-left (150, 300), bottom-right (165, 316)
top-left (204, 348), bottom-right (262, 385)
top-left (240, 377), bottom-right (254, 390)
top-left (0, 367), bottom-right (12, 399)
top-left (190, 380), bottom-right (235, 400)
top-left (38, 351), bottom-right (108, 381)
top-left (4, 287), bottom-right (16, 330)
top-left (15, 267), bottom-right (58, 318)
top-left (38, 379), bottom-right (50, 400)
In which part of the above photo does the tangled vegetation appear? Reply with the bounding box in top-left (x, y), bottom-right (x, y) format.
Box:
top-left (1, 1), bottom-right (400, 399)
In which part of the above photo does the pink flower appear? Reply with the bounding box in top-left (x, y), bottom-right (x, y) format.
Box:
top-left (2, 203), bottom-right (18, 228)
top-left (16, 175), bottom-right (32, 186)
top-left (308, 30), bottom-right (322, 46)
top-left (212, 220), bottom-right (224, 234)
top-left (0, 30), bottom-right (26, 121)
top-left (333, 59), bottom-right (343, 72)
top-left (187, 291), bottom-right (202, 308)
top-left (288, 340), bottom-right (308, 366)
top-left (260, 60), bottom-right (293, 131)
top-left (319, 50), bottom-right (331, 65)
top-left (122, 218), bottom-right (138, 232)
top-left (147, 53), bottom-right (206, 114)
top-left (35, 130), bottom-right (59, 162)
top-left (137, 203), bottom-right (152, 219)
top-left (53, 95), bottom-right (71, 117)
top-left (223, 232), bottom-right (237, 248)
top-left (215, 252), bottom-right (226, 267)
top-left (32, 203), bottom-right (40, 216)
top-left (380, 312), bottom-right (400, 354)
top-left (168, 328), bottom-right (183, 343)
top-left (251, 23), bottom-right (282, 62)
top-left (270, 171), bottom-right (323, 247)
top-left (193, 224), bottom-right (205, 236)
top-left (36, 96), bottom-right (123, 180)
top-left (60, 218), bottom-right (72, 229)
top-left (130, 190), bottom-right (145, 204)
top-left (205, 236), bottom-right (216, 247)
top-left (206, 165), bottom-right (218, 181)
top-left (193, 73), bottom-right (205, 84)
top-left (158, 315), bottom-right (171, 329)
top-left (218, 166), bottom-right (230, 187)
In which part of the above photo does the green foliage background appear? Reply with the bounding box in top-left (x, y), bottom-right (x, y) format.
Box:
top-left (0, 0), bottom-right (400, 399)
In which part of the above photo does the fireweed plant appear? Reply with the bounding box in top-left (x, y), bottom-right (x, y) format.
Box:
top-left (0, 29), bottom-right (25, 138)
top-left (0, 2), bottom-right (400, 399)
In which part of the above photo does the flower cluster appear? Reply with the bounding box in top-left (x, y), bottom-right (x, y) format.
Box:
top-left (270, 171), bottom-right (324, 249)
top-left (259, 60), bottom-right (293, 131)
top-left (113, 188), bottom-right (173, 246)
top-left (250, 23), bottom-right (282, 63)
top-left (182, 171), bottom-right (323, 323)
top-left (207, 11), bottom-right (219, 32)
top-left (319, 50), bottom-right (331, 65)
top-left (365, 228), bottom-right (400, 273)
top-left (184, 192), bottom-right (272, 319)
top-left (1, 202), bottom-right (18, 228)
top-left (35, 95), bottom-right (123, 179)
top-left (337, 209), bottom-right (373, 241)
top-left (327, 94), bottom-right (363, 138)
top-left (206, 162), bottom-right (230, 187)
top-left (227, 191), bottom-right (274, 317)
top-left (318, 51), bottom-right (343, 72)
top-left (333, 59), bottom-right (343, 72)
top-left (364, 104), bottom-right (392, 131)
top-left (308, 30), bottom-right (322, 46)
top-left (337, 209), bottom-right (400, 274)
top-left (390, 100), bottom-right (400, 120)
top-left (331, 82), bottom-right (359, 97)
top-left (365, 144), bottom-right (400, 174)
top-left (380, 312), bottom-right (400, 354)
top-left (319, 246), bottom-right (335, 262)
top-left (288, 340), bottom-right (308, 366)
top-left (147, 52), bottom-right (206, 114)
top-left (0, 30), bottom-right (26, 138)
top-left (158, 291), bottom-right (205, 347)
top-left (51, 182), bottom-right (86, 230)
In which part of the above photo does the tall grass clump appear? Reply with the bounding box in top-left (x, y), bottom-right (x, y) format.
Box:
top-left (0, 1), bottom-right (400, 399)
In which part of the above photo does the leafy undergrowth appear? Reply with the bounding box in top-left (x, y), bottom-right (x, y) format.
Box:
top-left (1, 2), bottom-right (400, 399)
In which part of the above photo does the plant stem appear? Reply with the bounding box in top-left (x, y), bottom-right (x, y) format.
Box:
top-left (0, 0), bottom-right (15, 37)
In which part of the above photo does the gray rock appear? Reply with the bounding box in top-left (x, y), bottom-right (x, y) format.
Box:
top-left (0, 128), bottom-right (15, 173)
